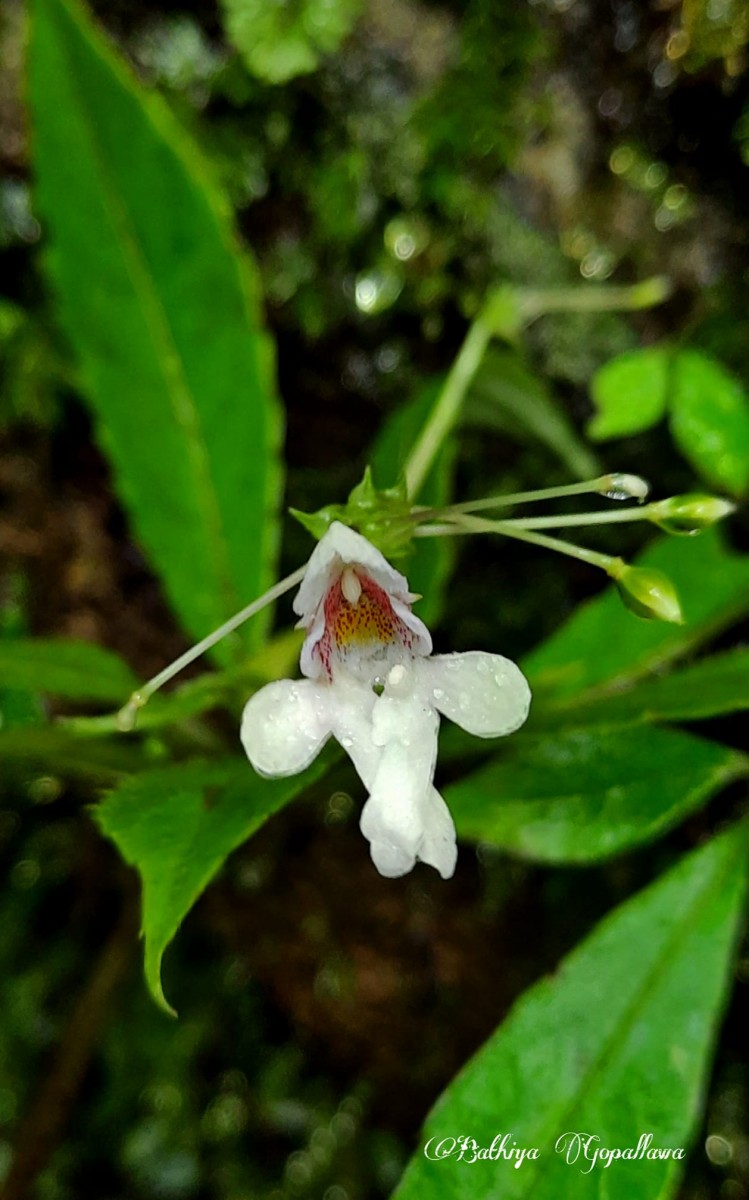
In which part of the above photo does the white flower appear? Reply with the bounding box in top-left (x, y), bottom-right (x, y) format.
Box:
top-left (240, 521), bottom-right (531, 879)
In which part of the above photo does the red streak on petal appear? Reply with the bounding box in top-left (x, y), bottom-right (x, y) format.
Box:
top-left (314, 571), bottom-right (413, 679)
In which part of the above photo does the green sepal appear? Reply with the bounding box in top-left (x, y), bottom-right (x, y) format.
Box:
top-left (290, 466), bottom-right (414, 558)
top-left (288, 504), bottom-right (348, 541)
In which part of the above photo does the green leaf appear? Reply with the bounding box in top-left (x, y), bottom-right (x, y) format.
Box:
top-left (669, 350), bottom-right (749, 496)
top-left (587, 347), bottom-right (670, 440)
top-left (523, 529), bottom-right (749, 699)
top-left (0, 638), bottom-right (136, 703)
top-left (60, 630), bottom-right (305, 737)
top-left (94, 757), bottom-right (326, 1013)
top-left (394, 823), bottom-right (749, 1200)
top-left (0, 725), bottom-right (150, 783)
top-left (221, 0), bottom-right (363, 84)
top-left (468, 349), bottom-right (599, 478)
top-left (552, 646), bottom-right (749, 729)
top-left (29, 0), bottom-right (282, 661)
top-left (1, 588), bottom-right (45, 729)
top-left (370, 383), bottom-right (456, 627)
top-left (448, 725), bottom-right (747, 864)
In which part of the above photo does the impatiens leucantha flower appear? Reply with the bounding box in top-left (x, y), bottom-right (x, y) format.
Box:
top-left (240, 522), bottom-right (531, 879)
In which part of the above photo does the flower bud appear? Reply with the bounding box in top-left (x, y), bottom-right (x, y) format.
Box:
top-left (613, 564), bottom-right (684, 624)
top-left (647, 493), bottom-right (736, 536)
top-left (599, 473), bottom-right (650, 502)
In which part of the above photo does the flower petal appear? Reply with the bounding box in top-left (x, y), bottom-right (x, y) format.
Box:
top-left (364, 827), bottom-right (419, 879)
top-left (359, 740), bottom-right (428, 872)
top-left (417, 788), bottom-right (458, 880)
top-left (299, 604), bottom-right (326, 680)
top-left (293, 521), bottom-right (411, 622)
top-left (421, 651), bottom-right (531, 738)
top-left (327, 675), bottom-right (380, 785)
top-left (240, 679), bottom-right (332, 778)
top-left (359, 664), bottom-right (442, 877)
top-left (390, 595), bottom-right (432, 657)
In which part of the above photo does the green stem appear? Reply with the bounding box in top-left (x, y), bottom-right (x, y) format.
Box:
top-left (410, 473), bottom-right (649, 523)
top-left (116, 563), bottom-right (306, 731)
top-left (501, 507), bottom-right (652, 531)
top-left (416, 513), bottom-right (622, 574)
top-left (403, 277), bottom-right (669, 500)
top-left (404, 313), bottom-right (493, 498)
top-left (514, 276), bottom-right (672, 325)
top-left (61, 676), bottom-right (224, 738)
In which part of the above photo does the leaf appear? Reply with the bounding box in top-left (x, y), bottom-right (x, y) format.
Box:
top-left (29, 0), bottom-right (283, 661)
top-left (94, 757), bottom-right (327, 1013)
top-left (0, 638), bottom-right (136, 703)
top-left (0, 725), bottom-right (150, 782)
top-left (587, 347), bottom-right (670, 440)
top-left (1, 592), bottom-right (45, 729)
top-left (523, 529), bottom-right (749, 699)
top-left (447, 725), bottom-right (747, 864)
top-left (63, 630), bottom-right (305, 734)
top-left (370, 383), bottom-right (456, 627)
top-left (669, 350), bottom-right (749, 496)
top-left (394, 822), bottom-right (749, 1200)
top-left (468, 349), bottom-right (599, 478)
top-left (551, 646), bottom-right (749, 729)
top-left (221, 0), bottom-right (363, 84)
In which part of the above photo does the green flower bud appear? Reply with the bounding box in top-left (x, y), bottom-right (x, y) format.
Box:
top-left (647, 493), bottom-right (736, 536)
top-left (613, 564), bottom-right (684, 624)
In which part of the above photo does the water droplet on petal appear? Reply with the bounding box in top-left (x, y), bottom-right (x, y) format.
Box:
top-left (433, 688), bottom-right (445, 701)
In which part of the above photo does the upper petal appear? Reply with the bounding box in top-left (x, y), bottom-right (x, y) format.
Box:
top-left (293, 521), bottom-right (411, 621)
top-left (420, 651), bottom-right (531, 738)
top-left (241, 679), bottom-right (332, 778)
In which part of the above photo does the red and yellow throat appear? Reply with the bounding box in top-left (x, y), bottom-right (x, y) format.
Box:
top-left (311, 565), bottom-right (416, 679)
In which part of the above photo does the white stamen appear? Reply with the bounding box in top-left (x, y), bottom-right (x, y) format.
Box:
top-left (341, 566), bottom-right (362, 605)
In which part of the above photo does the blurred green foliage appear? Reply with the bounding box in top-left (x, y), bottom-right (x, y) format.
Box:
top-left (222, 0), bottom-right (364, 84)
top-left (590, 347), bottom-right (749, 496)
